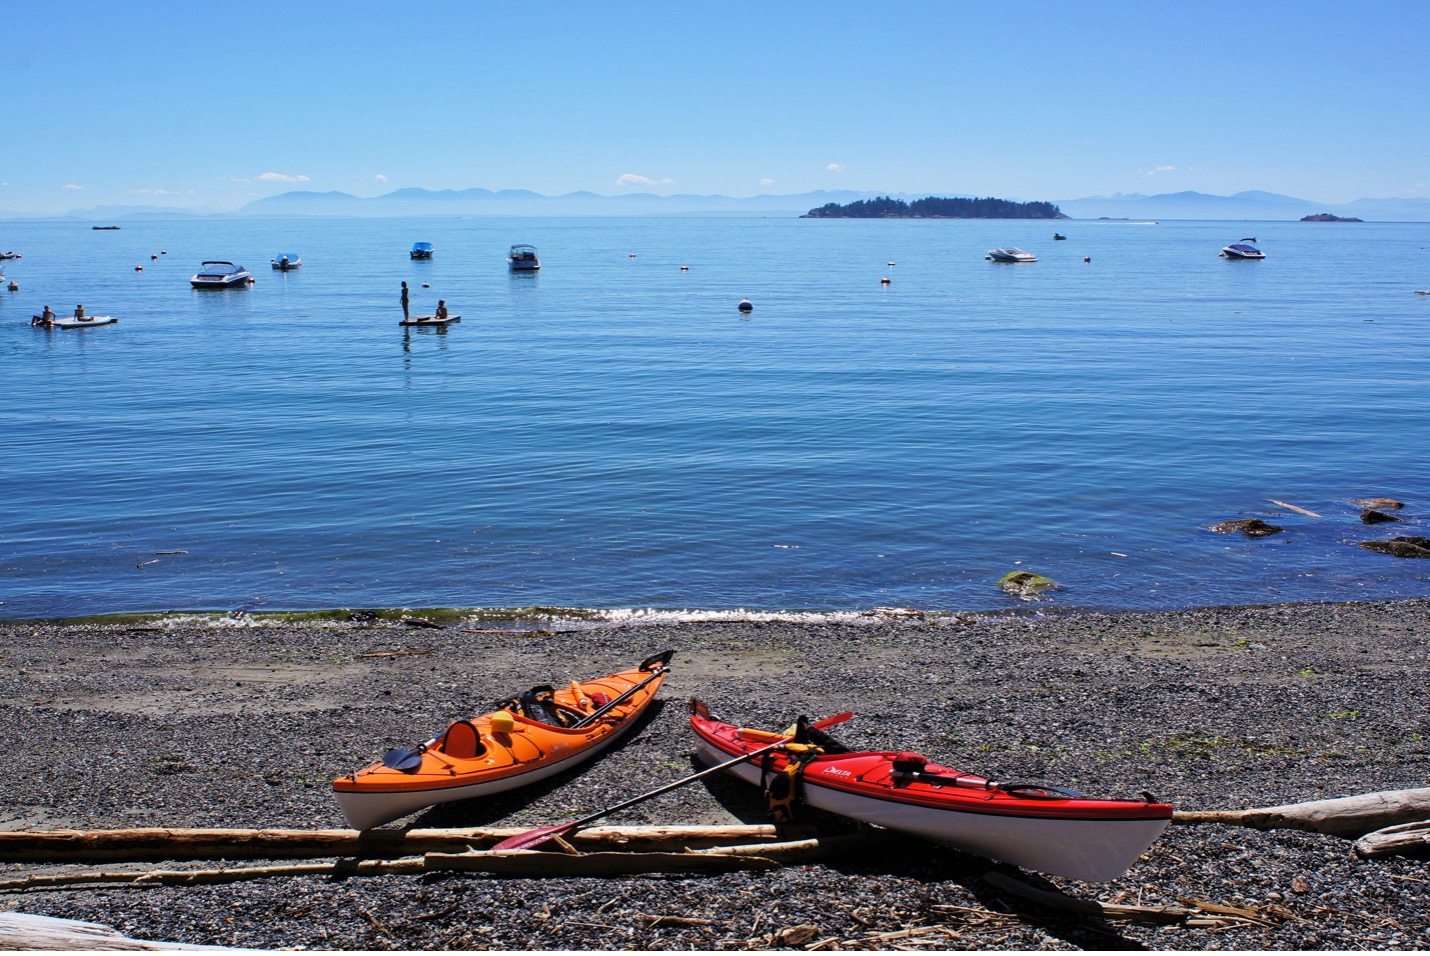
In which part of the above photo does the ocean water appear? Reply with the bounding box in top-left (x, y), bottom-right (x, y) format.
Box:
top-left (2, 216), bottom-right (1428, 621)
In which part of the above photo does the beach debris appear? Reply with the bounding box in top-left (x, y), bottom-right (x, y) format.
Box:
top-left (1360, 508), bottom-right (1403, 525)
top-left (1209, 518), bottom-right (1284, 537)
top-left (152, 550), bottom-right (189, 555)
top-left (1172, 785), bottom-right (1430, 838)
top-left (998, 570), bottom-right (1060, 598)
top-left (0, 824), bottom-right (783, 865)
top-left (1358, 536), bottom-right (1430, 558)
top-left (1352, 819), bottom-right (1430, 860)
top-left (1268, 499), bottom-right (1322, 517)
top-left (400, 616), bottom-right (444, 629)
top-left (1355, 497), bottom-right (1404, 510)
top-left (0, 912), bottom-right (243, 951)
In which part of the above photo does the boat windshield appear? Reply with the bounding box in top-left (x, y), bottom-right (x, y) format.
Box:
top-left (1229, 244), bottom-right (1259, 253)
top-left (198, 261), bottom-right (240, 274)
top-left (412, 242), bottom-right (432, 252)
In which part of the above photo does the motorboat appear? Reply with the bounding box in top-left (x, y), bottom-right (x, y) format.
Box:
top-left (1052, 233), bottom-right (1066, 241)
top-left (507, 244), bottom-right (540, 271)
top-left (333, 651), bottom-right (673, 829)
top-left (189, 261), bottom-right (251, 288)
top-left (410, 242), bottom-right (434, 260)
top-left (271, 253), bottom-right (301, 271)
top-left (0, 251), bottom-right (20, 260)
top-left (986, 247), bottom-right (1037, 262)
top-left (1221, 239), bottom-right (1265, 259)
top-left (690, 700), bottom-right (1172, 882)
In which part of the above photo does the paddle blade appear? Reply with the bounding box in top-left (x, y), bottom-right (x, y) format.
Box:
top-left (491, 822), bottom-right (576, 852)
top-left (381, 748), bottom-right (424, 772)
top-left (813, 711), bottom-right (853, 730)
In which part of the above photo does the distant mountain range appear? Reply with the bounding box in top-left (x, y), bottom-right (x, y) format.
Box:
top-left (4, 188), bottom-right (1428, 221)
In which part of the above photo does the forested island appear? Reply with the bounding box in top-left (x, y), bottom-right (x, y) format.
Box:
top-left (802, 195), bottom-right (1067, 219)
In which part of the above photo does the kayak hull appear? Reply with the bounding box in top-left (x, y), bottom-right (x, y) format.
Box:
top-left (691, 704), bottom-right (1171, 882)
top-left (334, 652), bottom-right (671, 829)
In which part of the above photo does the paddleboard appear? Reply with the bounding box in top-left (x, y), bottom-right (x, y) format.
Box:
top-left (39, 316), bottom-right (118, 329)
top-left (399, 315), bottom-right (460, 326)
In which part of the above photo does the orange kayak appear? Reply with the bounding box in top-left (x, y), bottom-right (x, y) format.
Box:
top-left (334, 651), bottom-right (673, 829)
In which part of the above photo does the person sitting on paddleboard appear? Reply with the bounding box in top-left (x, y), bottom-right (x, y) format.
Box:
top-left (74, 304), bottom-right (86, 321)
top-left (435, 300), bottom-right (448, 321)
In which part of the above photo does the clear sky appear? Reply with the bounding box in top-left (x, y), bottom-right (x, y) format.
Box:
top-left (5, 1), bottom-right (1427, 213)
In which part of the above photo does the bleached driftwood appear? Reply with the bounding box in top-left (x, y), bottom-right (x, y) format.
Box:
top-left (0, 823), bottom-right (781, 864)
top-left (0, 911), bottom-right (249, 950)
top-left (0, 858), bottom-right (426, 893)
top-left (424, 848), bottom-right (780, 876)
top-left (1173, 787), bottom-right (1430, 838)
top-left (1352, 819), bottom-right (1430, 859)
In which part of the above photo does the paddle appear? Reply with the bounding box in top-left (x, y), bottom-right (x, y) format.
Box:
top-left (491, 711), bottom-right (854, 852)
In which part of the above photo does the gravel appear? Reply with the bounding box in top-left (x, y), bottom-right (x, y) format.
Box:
top-left (1, 598), bottom-right (1428, 950)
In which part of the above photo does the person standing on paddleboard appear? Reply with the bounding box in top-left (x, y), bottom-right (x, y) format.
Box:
top-left (400, 282), bottom-right (409, 321)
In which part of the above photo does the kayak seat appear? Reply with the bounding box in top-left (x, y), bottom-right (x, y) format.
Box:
top-left (440, 720), bottom-right (486, 759)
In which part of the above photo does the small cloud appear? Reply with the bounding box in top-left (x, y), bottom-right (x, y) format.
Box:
top-left (1144, 165), bottom-right (1178, 175)
top-left (616, 172), bottom-right (674, 187)
top-left (63, 183), bottom-right (85, 190)
top-left (826, 163), bottom-right (844, 172)
top-left (129, 188), bottom-right (180, 196)
top-left (759, 178), bottom-right (776, 185)
top-left (257, 172), bottom-right (310, 183)
top-left (374, 173), bottom-right (388, 183)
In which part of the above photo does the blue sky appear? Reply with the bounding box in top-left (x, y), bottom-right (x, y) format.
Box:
top-left (5, 1), bottom-right (1427, 213)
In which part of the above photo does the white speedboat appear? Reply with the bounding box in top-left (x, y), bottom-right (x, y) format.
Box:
top-left (1220, 239), bottom-right (1265, 259)
top-left (507, 244), bottom-right (540, 271)
top-left (271, 253), bottom-right (301, 271)
top-left (190, 261), bottom-right (251, 288)
top-left (986, 247), bottom-right (1037, 263)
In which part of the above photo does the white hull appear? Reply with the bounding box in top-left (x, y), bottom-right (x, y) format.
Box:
top-left (696, 741), bottom-right (1167, 882)
top-left (508, 261), bottom-right (540, 271)
top-left (337, 712), bottom-right (643, 830)
top-left (52, 316), bottom-right (117, 329)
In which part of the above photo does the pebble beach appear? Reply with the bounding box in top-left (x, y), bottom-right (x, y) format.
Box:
top-left (2, 598), bottom-right (1428, 950)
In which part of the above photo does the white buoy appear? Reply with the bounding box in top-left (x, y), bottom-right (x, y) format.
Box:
top-left (888, 261), bottom-right (895, 267)
top-left (680, 265), bottom-right (689, 271)
top-left (135, 266), bottom-right (143, 271)
top-left (880, 277), bottom-right (890, 285)
top-left (738, 298), bottom-right (753, 313)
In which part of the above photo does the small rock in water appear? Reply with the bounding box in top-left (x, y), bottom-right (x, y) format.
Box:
top-left (1360, 508), bottom-right (1402, 525)
top-left (1210, 518), bottom-right (1285, 537)
top-left (998, 570), bottom-right (1060, 598)
top-left (1354, 497), bottom-right (1404, 510)
top-left (1358, 536), bottom-right (1430, 559)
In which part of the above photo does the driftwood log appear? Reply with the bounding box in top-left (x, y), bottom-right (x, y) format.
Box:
top-left (1352, 819), bottom-right (1430, 859)
top-left (0, 823), bottom-right (784, 864)
top-left (0, 836), bottom-right (867, 893)
top-left (0, 911), bottom-right (250, 951)
top-left (1173, 787), bottom-right (1430, 838)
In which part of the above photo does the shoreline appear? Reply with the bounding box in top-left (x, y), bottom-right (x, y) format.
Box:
top-left (2, 597), bottom-right (1427, 949)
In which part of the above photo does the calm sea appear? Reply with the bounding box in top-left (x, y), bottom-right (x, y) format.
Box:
top-left (2, 216), bottom-right (1428, 621)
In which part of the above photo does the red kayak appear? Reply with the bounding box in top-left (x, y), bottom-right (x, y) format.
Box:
top-left (690, 700), bottom-right (1172, 882)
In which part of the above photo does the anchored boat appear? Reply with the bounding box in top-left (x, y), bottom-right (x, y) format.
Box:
top-left (410, 242), bottom-right (434, 260)
top-left (507, 244), bottom-right (540, 271)
top-left (190, 261), bottom-right (251, 288)
top-left (1221, 238), bottom-right (1265, 259)
top-left (689, 700), bottom-right (1172, 882)
top-left (334, 651), bottom-right (674, 829)
top-left (271, 253), bottom-right (302, 271)
top-left (986, 247), bottom-right (1037, 263)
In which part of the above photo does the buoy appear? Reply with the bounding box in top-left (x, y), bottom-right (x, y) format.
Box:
top-left (151, 254), bottom-right (158, 261)
top-left (247, 276), bottom-right (255, 283)
top-left (7, 281), bottom-right (17, 291)
top-left (888, 261), bottom-right (895, 267)
top-left (135, 266), bottom-right (143, 271)
top-left (422, 283), bottom-right (430, 289)
top-left (1084, 257), bottom-right (1091, 263)
top-left (737, 298), bottom-right (753, 313)
top-left (880, 277), bottom-right (891, 285)
top-left (161, 251), bottom-right (167, 255)
top-left (680, 265), bottom-right (689, 271)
